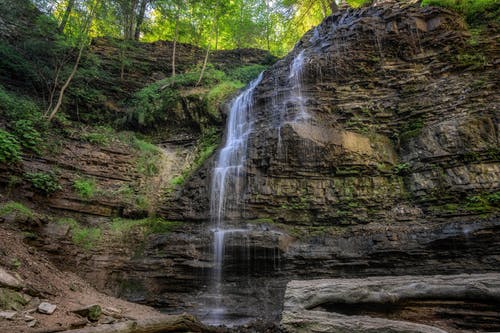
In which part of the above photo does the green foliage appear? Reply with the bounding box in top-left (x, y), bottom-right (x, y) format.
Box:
top-left (0, 85), bottom-right (42, 123)
top-left (25, 171), bottom-right (62, 195)
top-left (110, 217), bottom-right (182, 236)
top-left (206, 81), bottom-right (244, 118)
top-left (421, 0), bottom-right (499, 24)
top-left (0, 41), bottom-right (36, 83)
top-left (80, 126), bottom-right (115, 146)
top-left (393, 163), bottom-right (411, 175)
top-left (73, 178), bottom-right (96, 199)
top-left (57, 218), bottom-right (101, 250)
top-left (0, 201), bottom-right (34, 219)
top-left (226, 64), bottom-right (267, 84)
top-left (126, 66), bottom-right (229, 129)
top-left (0, 130), bottom-right (21, 164)
top-left (11, 120), bottom-right (42, 154)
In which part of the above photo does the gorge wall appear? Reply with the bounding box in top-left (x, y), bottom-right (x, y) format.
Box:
top-left (156, 1), bottom-right (500, 324)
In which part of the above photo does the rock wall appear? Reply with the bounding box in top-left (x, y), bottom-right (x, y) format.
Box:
top-left (157, 1), bottom-right (500, 323)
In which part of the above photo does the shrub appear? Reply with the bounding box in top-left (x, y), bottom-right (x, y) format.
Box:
top-left (81, 126), bottom-right (115, 146)
top-left (26, 171), bottom-right (62, 195)
top-left (125, 66), bottom-right (228, 129)
top-left (11, 120), bottom-right (42, 154)
top-left (0, 129), bottom-right (21, 164)
top-left (226, 64), bottom-right (267, 84)
top-left (0, 85), bottom-right (42, 123)
top-left (206, 81), bottom-right (244, 118)
top-left (421, 0), bottom-right (500, 24)
top-left (73, 178), bottom-right (96, 199)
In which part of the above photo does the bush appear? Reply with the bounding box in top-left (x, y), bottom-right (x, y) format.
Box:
top-left (26, 171), bottom-right (62, 195)
top-left (226, 64), bottom-right (267, 84)
top-left (73, 178), bottom-right (96, 199)
top-left (81, 126), bottom-right (116, 146)
top-left (0, 85), bottom-right (42, 123)
top-left (0, 129), bottom-right (21, 164)
top-left (11, 120), bottom-right (42, 154)
top-left (206, 81), bottom-right (244, 119)
top-left (125, 66), bottom-right (228, 129)
top-left (421, 0), bottom-right (500, 24)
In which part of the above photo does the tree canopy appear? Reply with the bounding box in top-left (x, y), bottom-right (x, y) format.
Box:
top-left (30, 0), bottom-right (370, 56)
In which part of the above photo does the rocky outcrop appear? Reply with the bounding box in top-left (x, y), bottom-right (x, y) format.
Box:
top-left (156, 0), bottom-right (499, 324)
top-left (281, 274), bottom-right (500, 332)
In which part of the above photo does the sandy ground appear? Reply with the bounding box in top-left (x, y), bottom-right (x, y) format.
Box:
top-left (0, 226), bottom-right (166, 333)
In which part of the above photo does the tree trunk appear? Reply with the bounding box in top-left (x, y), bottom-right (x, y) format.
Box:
top-left (134, 0), bottom-right (148, 40)
top-left (196, 42), bottom-right (210, 86)
top-left (58, 0), bottom-right (75, 33)
top-left (172, 14), bottom-right (179, 78)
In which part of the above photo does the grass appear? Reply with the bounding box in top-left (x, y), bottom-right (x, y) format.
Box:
top-left (0, 202), bottom-right (33, 219)
top-left (57, 218), bottom-right (102, 250)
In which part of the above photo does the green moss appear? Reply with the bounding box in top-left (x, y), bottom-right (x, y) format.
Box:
top-left (400, 120), bottom-right (424, 142)
top-left (248, 218), bottom-right (274, 224)
top-left (0, 202), bottom-right (33, 219)
top-left (134, 138), bottom-right (161, 177)
top-left (110, 217), bottom-right (182, 236)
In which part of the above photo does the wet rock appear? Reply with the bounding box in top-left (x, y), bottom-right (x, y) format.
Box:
top-left (37, 302), bottom-right (57, 314)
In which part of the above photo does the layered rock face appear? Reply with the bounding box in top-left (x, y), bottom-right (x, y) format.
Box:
top-left (157, 1), bottom-right (499, 324)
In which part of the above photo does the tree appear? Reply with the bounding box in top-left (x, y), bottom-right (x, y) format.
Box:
top-left (46, 0), bottom-right (101, 121)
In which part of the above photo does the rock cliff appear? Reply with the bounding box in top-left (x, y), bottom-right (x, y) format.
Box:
top-left (156, 0), bottom-right (499, 323)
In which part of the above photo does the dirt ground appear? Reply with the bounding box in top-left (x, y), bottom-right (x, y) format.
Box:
top-left (0, 226), bottom-right (166, 333)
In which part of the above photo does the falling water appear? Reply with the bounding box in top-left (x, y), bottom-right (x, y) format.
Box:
top-left (288, 50), bottom-right (309, 121)
top-left (207, 73), bottom-right (263, 324)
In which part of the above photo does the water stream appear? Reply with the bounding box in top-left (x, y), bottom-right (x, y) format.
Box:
top-left (205, 50), bottom-right (309, 325)
top-left (207, 73), bottom-right (263, 324)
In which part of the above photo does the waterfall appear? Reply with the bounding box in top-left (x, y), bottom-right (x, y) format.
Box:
top-left (288, 50), bottom-right (310, 122)
top-left (207, 73), bottom-right (263, 324)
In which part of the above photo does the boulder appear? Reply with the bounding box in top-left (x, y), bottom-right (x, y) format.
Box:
top-left (0, 267), bottom-right (22, 289)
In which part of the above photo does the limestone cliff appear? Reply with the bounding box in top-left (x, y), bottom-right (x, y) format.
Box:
top-left (155, 1), bottom-right (499, 323)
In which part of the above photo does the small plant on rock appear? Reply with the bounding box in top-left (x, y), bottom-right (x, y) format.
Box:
top-left (25, 171), bottom-right (62, 195)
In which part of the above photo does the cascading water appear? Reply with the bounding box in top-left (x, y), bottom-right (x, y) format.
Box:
top-left (288, 50), bottom-right (310, 122)
top-left (206, 73), bottom-right (263, 324)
